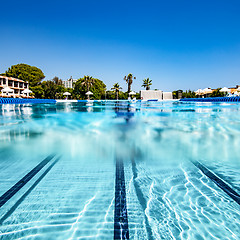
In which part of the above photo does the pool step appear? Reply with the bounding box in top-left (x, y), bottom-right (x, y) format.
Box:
top-left (192, 160), bottom-right (240, 205)
top-left (114, 158), bottom-right (129, 240)
top-left (0, 154), bottom-right (55, 208)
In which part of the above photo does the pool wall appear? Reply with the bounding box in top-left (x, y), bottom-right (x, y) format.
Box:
top-left (180, 96), bottom-right (240, 102)
top-left (0, 98), bottom-right (56, 104)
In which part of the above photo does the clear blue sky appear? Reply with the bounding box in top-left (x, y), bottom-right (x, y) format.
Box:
top-left (1, 0), bottom-right (240, 91)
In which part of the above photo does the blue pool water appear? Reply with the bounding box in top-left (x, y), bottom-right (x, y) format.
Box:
top-left (0, 101), bottom-right (240, 239)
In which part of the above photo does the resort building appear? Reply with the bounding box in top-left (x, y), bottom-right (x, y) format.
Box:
top-left (63, 76), bottom-right (78, 89)
top-left (140, 90), bottom-right (173, 100)
top-left (229, 85), bottom-right (240, 94)
top-left (195, 86), bottom-right (240, 97)
top-left (0, 76), bottom-right (29, 97)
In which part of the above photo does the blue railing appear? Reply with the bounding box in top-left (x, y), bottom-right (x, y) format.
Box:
top-left (180, 97), bottom-right (240, 102)
top-left (0, 98), bottom-right (56, 104)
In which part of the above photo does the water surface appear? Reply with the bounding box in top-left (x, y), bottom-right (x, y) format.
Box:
top-left (0, 101), bottom-right (240, 239)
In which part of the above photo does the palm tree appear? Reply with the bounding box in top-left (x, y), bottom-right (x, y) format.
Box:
top-left (124, 73), bottom-right (136, 93)
top-left (142, 78), bottom-right (152, 90)
top-left (111, 83), bottom-right (122, 100)
top-left (81, 75), bottom-right (95, 92)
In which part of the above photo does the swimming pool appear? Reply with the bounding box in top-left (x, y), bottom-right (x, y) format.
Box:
top-left (0, 101), bottom-right (240, 239)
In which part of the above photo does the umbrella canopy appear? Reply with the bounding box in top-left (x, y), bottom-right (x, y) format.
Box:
top-left (63, 92), bottom-right (71, 96)
top-left (85, 91), bottom-right (93, 95)
top-left (1, 87), bottom-right (14, 93)
top-left (195, 89), bottom-right (203, 94)
top-left (129, 91), bottom-right (136, 95)
top-left (22, 89), bottom-right (32, 94)
top-left (203, 88), bottom-right (213, 94)
top-left (220, 87), bottom-right (231, 92)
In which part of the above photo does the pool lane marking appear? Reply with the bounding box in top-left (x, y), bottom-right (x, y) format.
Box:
top-left (0, 157), bottom-right (60, 224)
top-left (0, 154), bottom-right (55, 208)
top-left (191, 160), bottom-right (240, 205)
top-left (131, 158), bottom-right (154, 240)
top-left (114, 158), bottom-right (129, 240)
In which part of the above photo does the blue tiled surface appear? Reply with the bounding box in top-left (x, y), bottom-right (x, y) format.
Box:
top-left (180, 97), bottom-right (240, 102)
top-left (0, 98), bottom-right (56, 104)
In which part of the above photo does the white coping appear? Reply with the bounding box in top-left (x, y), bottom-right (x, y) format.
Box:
top-left (56, 99), bottom-right (179, 103)
top-left (56, 100), bottom-right (78, 103)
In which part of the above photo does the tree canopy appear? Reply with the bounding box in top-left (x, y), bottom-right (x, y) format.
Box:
top-left (111, 83), bottom-right (122, 100)
top-left (124, 73), bottom-right (136, 93)
top-left (2, 63), bottom-right (45, 87)
top-left (31, 76), bottom-right (65, 99)
top-left (142, 78), bottom-right (152, 90)
top-left (73, 77), bottom-right (106, 99)
top-left (210, 88), bottom-right (226, 97)
top-left (182, 90), bottom-right (196, 98)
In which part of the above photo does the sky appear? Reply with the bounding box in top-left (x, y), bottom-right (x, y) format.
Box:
top-left (1, 0), bottom-right (240, 92)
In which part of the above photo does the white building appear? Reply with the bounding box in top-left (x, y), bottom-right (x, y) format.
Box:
top-left (0, 76), bottom-right (29, 97)
top-left (63, 76), bottom-right (78, 89)
top-left (140, 90), bottom-right (173, 100)
top-left (162, 92), bottom-right (173, 100)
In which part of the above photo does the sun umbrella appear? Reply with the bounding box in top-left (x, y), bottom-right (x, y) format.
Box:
top-left (129, 91), bottom-right (136, 95)
top-left (22, 89), bottom-right (32, 94)
top-left (1, 87), bottom-right (14, 96)
top-left (1, 87), bottom-right (14, 93)
top-left (85, 91), bottom-right (93, 100)
top-left (63, 92), bottom-right (71, 100)
top-left (220, 87), bottom-right (231, 92)
top-left (21, 88), bottom-right (32, 98)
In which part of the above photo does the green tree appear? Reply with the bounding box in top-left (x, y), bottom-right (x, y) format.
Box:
top-left (41, 81), bottom-right (57, 99)
top-left (111, 83), bottom-right (122, 100)
top-left (172, 91), bottom-right (177, 99)
top-left (142, 78), bottom-right (152, 90)
top-left (31, 85), bottom-right (44, 99)
top-left (36, 77), bottom-right (66, 99)
top-left (182, 90), bottom-right (196, 98)
top-left (210, 88), bottom-right (226, 97)
top-left (124, 73), bottom-right (136, 93)
top-left (52, 76), bottom-right (65, 99)
top-left (106, 91), bottom-right (115, 100)
top-left (73, 77), bottom-right (106, 99)
top-left (80, 76), bottom-right (95, 92)
top-left (52, 76), bottom-right (63, 86)
top-left (118, 91), bottom-right (128, 100)
top-left (2, 63), bottom-right (45, 87)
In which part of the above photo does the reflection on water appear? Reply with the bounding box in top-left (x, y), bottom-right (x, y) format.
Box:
top-left (1, 101), bottom-right (240, 239)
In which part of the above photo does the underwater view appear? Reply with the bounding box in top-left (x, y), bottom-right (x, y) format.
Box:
top-left (0, 101), bottom-right (240, 239)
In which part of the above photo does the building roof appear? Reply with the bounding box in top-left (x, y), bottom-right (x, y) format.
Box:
top-left (0, 75), bottom-right (28, 83)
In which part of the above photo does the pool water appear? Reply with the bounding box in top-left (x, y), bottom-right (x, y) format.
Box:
top-left (0, 101), bottom-right (240, 239)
